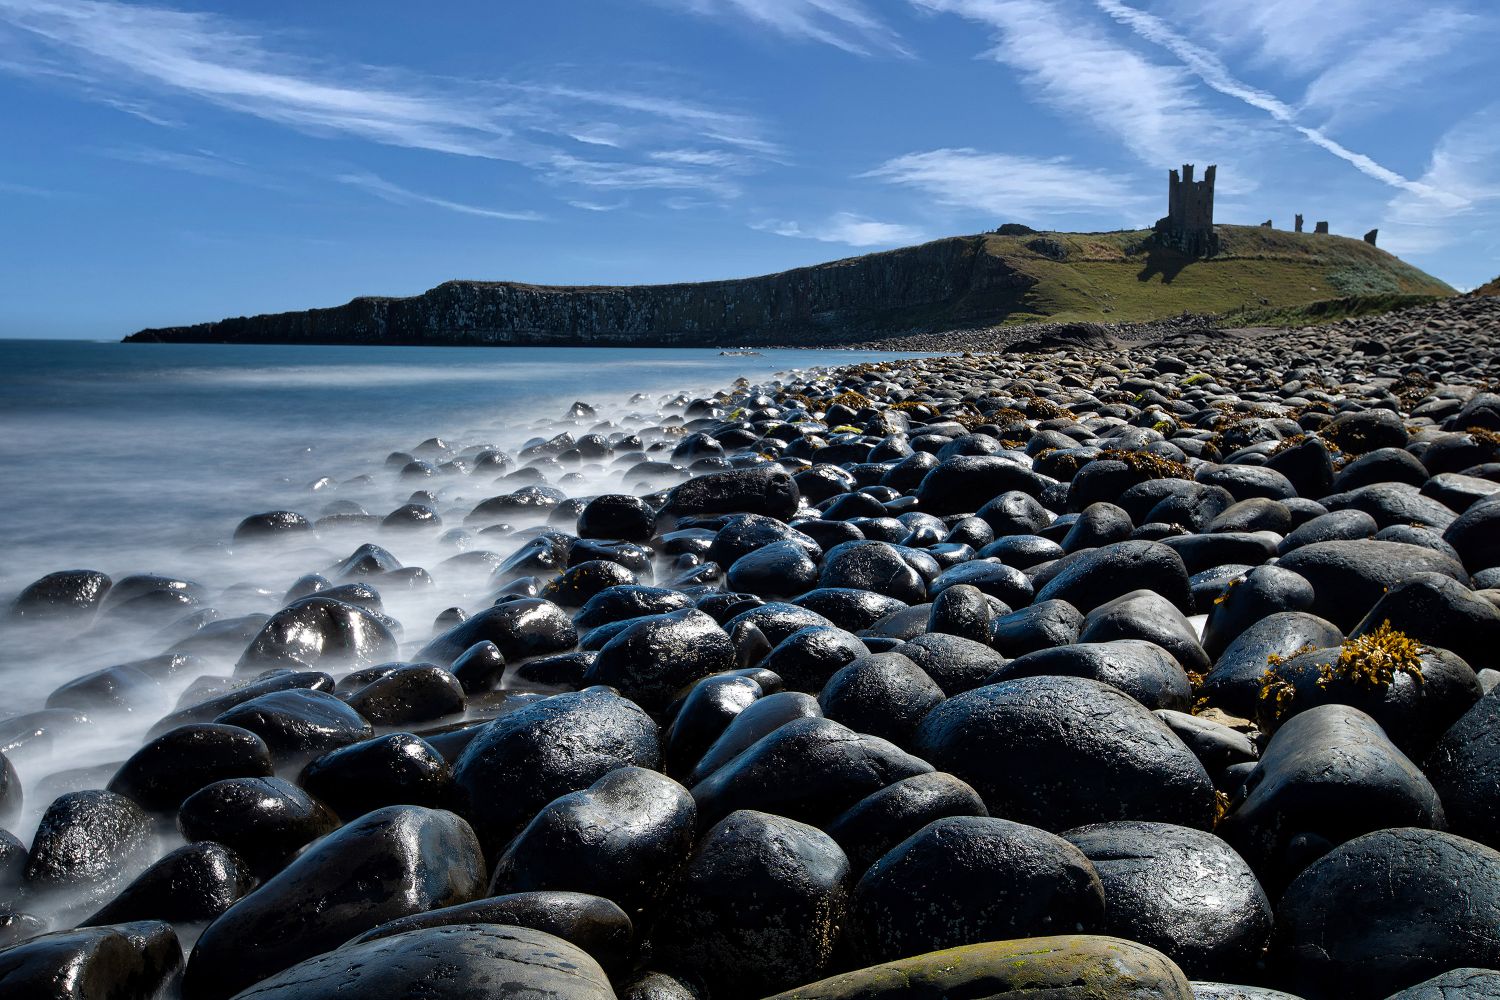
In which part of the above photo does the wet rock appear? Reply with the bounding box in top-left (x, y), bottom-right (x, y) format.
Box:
top-left (620, 970), bottom-right (706, 1000)
top-left (687, 690), bottom-right (823, 784)
top-left (0, 921), bottom-right (182, 1000)
top-left (579, 493), bottom-right (657, 542)
top-left (450, 687), bottom-right (660, 849)
top-left (1277, 540), bottom-right (1469, 630)
top-left (849, 815), bottom-right (1105, 964)
top-left (1078, 588), bottom-right (1210, 675)
top-left (9, 569), bottom-right (111, 620)
top-left (1425, 689), bottom-right (1500, 849)
top-left (575, 585), bottom-right (693, 630)
top-left (761, 935), bottom-right (1193, 999)
top-left (1062, 821), bottom-right (1272, 980)
top-left (1034, 540), bottom-right (1192, 615)
top-left (299, 732), bottom-right (451, 821)
top-left (990, 598), bottom-right (1083, 656)
top-left (149, 670), bottom-right (335, 737)
top-left (182, 805), bottom-right (486, 1000)
top-left (215, 689), bottom-right (373, 762)
top-left (343, 663), bottom-right (466, 726)
top-left (661, 466), bottom-right (800, 522)
top-left (727, 540), bottom-right (819, 598)
top-left (690, 715), bottom-right (933, 829)
top-left (46, 661), bottom-right (168, 717)
top-left (761, 625), bottom-right (868, 693)
top-left (448, 640), bottom-right (506, 694)
top-left (897, 632), bottom-right (1006, 696)
top-left (1201, 612), bottom-right (1343, 718)
top-left (1381, 968), bottom-right (1500, 1000)
top-left (583, 608), bottom-right (736, 713)
top-left (914, 455), bottom-right (1043, 515)
top-left (83, 842), bottom-right (252, 927)
top-left (0, 754), bottom-right (17, 830)
top-left (1351, 571), bottom-right (1500, 670)
top-left (664, 673), bottom-right (762, 776)
top-left (25, 791), bottom-right (153, 909)
top-left (1154, 710), bottom-right (1257, 781)
top-left (826, 771), bottom-right (988, 874)
top-left (651, 809), bottom-right (850, 999)
top-left (1254, 639), bottom-right (1480, 758)
top-left (350, 890), bottom-right (632, 974)
top-left (237, 597), bottom-right (399, 672)
top-left (1443, 494), bottom-right (1500, 572)
top-left (1221, 705), bottom-right (1443, 896)
top-left (107, 723), bottom-right (273, 812)
top-left (912, 676), bottom-right (1216, 831)
top-left (991, 640), bottom-right (1193, 712)
top-left (818, 652), bottom-right (945, 747)
top-left (179, 777), bottom-right (339, 876)
top-left (418, 597), bottom-right (578, 666)
top-left (1202, 566), bottom-right (1316, 659)
top-left (490, 766), bottom-right (695, 919)
top-left (791, 588), bottom-right (907, 633)
top-left (1272, 828), bottom-right (1500, 1000)
top-left (819, 540), bottom-right (926, 603)
top-left (226, 923), bottom-right (614, 1000)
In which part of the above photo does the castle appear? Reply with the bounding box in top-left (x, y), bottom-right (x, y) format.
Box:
top-left (1153, 163), bottom-right (1219, 257)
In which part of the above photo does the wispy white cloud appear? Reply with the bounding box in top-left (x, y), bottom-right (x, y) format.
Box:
top-left (0, 0), bottom-right (778, 200)
top-left (864, 148), bottom-right (1143, 220)
top-left (568, 199), bottom-right (628, 212)
top-left (1380, 106), bottom-right (1500, 257)
top-left (98, 144), bottom-right (275, 186)
top-left (751, 212), bottom-right (923, 246)
top-left (337, 172), bottom-right (545, 222)
top-left (1298, 8), bottom-right (1483, 119)
top-left (1093, 0), bottom-right (1462, 204)
top-left (909, 0), bottom-right (1229, 165)
top-left (545, 153), bottom-right (743, 199)
top-left (0, 178), bottom-right (63, 197)
top-left (662, 0), bottom-right (910, 57)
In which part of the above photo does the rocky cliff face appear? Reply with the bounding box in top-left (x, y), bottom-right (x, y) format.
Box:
top-left (125, 237), bottom-right (1036, 346)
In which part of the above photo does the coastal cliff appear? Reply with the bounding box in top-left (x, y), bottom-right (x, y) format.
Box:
top-left (124, 226), bottom-right (1453, 346)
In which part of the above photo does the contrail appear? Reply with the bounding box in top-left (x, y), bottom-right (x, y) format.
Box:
top-left (1094, 0), bottom-right (1458, 204)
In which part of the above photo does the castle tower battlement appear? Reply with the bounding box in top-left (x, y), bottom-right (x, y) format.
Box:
top-left (1154, 163), bottom-right (1219, 257)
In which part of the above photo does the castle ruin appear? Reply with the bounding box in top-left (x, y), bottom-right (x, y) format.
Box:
top-left (1154, 164), bottom-right (1219, 257)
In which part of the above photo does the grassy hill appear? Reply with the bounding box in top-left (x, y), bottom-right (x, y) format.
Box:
top-left (126, 223), bottom-right (1455, 346)
top-left (969, 224), bottom-right (1454, 326)
top-left (1476, 275), bottom-right (1500, 296)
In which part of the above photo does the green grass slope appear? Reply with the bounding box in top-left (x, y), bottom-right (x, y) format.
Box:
top-left (973, 225), bottom-right (1454, 325)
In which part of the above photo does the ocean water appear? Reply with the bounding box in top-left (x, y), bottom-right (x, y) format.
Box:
top-left (0, 338), bottom-right (926, 840)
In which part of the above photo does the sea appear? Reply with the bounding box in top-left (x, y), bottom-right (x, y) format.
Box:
top-left (0, 339), bottom-right (927, 839)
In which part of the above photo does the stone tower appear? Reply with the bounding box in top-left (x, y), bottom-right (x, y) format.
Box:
top-left (1154, 163), bottom-right (1219, 257)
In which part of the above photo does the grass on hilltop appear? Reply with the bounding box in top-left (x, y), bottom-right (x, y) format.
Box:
top-left (970, 225), bottom-right (1454, 326)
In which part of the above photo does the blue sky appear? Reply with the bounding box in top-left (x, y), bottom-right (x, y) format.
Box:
top-left (2, 0), bottom-right (1497, 338)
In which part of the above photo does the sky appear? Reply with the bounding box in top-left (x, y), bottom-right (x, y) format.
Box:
top-left (2, 0), bottom-right (1497, 338)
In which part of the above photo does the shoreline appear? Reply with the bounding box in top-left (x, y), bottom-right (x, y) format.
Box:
top-left (1, 292), bottom-right (1499, 997)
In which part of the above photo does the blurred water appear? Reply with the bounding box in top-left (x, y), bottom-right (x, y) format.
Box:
top-left (0, 339), bottom-right (924, 842)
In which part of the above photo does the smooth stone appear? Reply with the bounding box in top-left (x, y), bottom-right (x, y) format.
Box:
top-left (215, 689), bottom-right (373, 762)
top-left (82, 842), bottom-right (252, 927)
top-left (990, 598), bottom-right (1083, 656)
top-left (687, 690), bottom-right (823, 785)
top-left (178, 776), bottom-right (339, 876)
top-left (849, 815), bottom-right (1105, 965)
top-left (760, 626), bottom-right (868, 693)
top-left (817, 652), bottom-right (945, 747)
top-left (912, 676), bottom-right (1217, 832)
top-left (1062, 821), bottom-right (1272, 980)
top-left (1381, 968), bottom-right (1500, 1000)
top-left (417, 597), bottom-right (578, 666)
top-left (1201, 612), bottom-right (1343, 718)
top-left (1034, 540), bottom-right (1193, 615)
top-left (1201, 566), bottom-right (1316, 659)
top-left (1276, 540), bottom-right (1469, 631)
top-left (690, 715), bottom-right (933, 829)
top-left (450, 687), bottom-right (660, 850)
top-left (1078, 588), bottom-right (1211, 674)
top-left (1426, 689), bottom-right (1500, 849)
top-left (582, 609), bottom-right (737, 714)
top-left (651, 809), bottom-right (850, 999)
top-left (343, 663), bottom-right (466, 726)
top-left (0, 921), bottom-right (182, 1000)
top-left (147, 670), bottom-right (335, 738)
top-left (1272, 828), bottom-right (1500, 1000)
top-left (25, 791), bottom-right (153, 909)
top-left (236, 597), bottom-right (398, 672)
top-left (182, 806), bottom-right (486, 1000)
top-left (990, 640), bottom-right (1193, 712)
top-left (225, 923), bottom-right (614, 1000)
top-left (298, 732), bottom-right (450, 821)
top-left (351, 890), bottom-right (633, 975)
top-left (107, 723), bottom-right (272, 813)
top-left (825, 771), bottom-right (988, 874)
top-left (8, 569), bottom-right (112, 620)
top-left (489, 766), bottom-right (695, 920)
top-left (761, 935), bottom-right (1193, 999)
top-left (790, 588), bottom-right (908, 633)
top-left (1220, 705), bottom-right (1444, 897)
top-left (897, 632), bottom-right (1007, 696)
